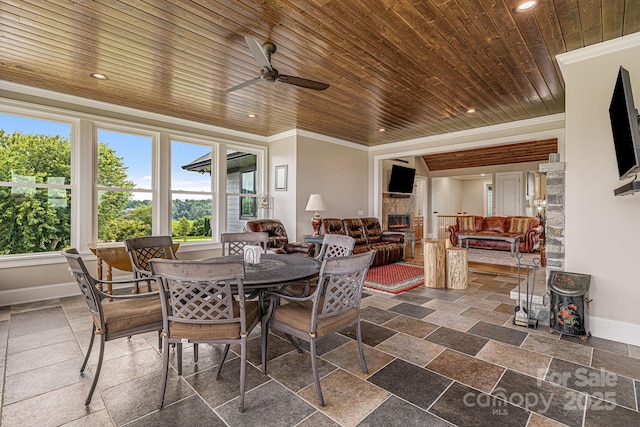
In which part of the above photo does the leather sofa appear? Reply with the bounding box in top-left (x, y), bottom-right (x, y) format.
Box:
top-left (321, 217), bottom-right (405, 267)
top-left (448, 215), bottom-right (543, 253)
top-left (245, 219), bottom-right (315, 256)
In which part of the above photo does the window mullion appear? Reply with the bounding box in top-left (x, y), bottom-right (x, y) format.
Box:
top-left (157, 133), bottom-right (171, 235)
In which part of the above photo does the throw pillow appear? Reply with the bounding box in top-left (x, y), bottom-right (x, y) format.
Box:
top-left (458, 216), bottom-right (476, 232)
top-left (509, 217), bottom-right (530, 234)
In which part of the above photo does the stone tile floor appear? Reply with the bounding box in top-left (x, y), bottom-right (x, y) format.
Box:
top-left (1, 270), bottom-right (640, 426)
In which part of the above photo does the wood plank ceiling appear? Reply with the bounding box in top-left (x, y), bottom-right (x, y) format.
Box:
top-left (0, 1), bottom-right (639, 160)
top-left (421, 138), bottom-right (558, 170)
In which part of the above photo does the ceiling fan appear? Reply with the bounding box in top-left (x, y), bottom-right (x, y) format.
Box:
top-left (225, 36), bottom-right (330, 93)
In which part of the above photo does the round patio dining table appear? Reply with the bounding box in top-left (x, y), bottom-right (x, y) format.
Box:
top-left (200, 253), bottom-right (321, 291)
top-left (200, 253), bottom-right (322, 373)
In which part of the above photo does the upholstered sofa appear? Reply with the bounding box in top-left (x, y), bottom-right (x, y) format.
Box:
top-left (245, 219), bottom-right (315, 256)
top-left (321, 217), bottom-right (405, 267)
top-left (448, 216), bottom-right (543, 253)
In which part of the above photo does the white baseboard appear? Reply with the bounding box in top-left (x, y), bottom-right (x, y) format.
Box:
top-left (0, 275), bottom-right (133, 307)
top-left (588, 316), bottom-right (640, 347)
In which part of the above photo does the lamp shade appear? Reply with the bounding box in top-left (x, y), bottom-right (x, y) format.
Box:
top-left (305, 194), bottom-right (328, 212)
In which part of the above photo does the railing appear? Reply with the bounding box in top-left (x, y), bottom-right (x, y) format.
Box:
top-left (433, 213), bottom-right (459, 240)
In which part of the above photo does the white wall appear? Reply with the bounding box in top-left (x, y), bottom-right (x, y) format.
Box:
top-left (268, 134), bottom-right (298, 236)
top-left (462, 178), bottom-right (492, 215)
top-left (295, 133), bottom-right (369, 240)
top-left (558, 33), bottom-right (640, 345)
top-left (431, 177), bottom-right (463, 216)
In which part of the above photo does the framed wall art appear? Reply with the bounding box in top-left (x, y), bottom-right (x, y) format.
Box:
top-left (275, 165), bottom-right (288, 191)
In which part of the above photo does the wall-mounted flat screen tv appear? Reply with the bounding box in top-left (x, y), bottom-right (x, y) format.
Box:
top-left (609, 66), bottom-right (640, 180)
top-left (388, 165), bottom-right (416, 193)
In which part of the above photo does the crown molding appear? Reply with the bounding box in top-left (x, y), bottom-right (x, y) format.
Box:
top-left (557, 32), bottom-right (640, 77)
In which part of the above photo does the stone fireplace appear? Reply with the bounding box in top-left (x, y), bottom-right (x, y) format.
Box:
top-left (381, 193), bottom-right (415, 231)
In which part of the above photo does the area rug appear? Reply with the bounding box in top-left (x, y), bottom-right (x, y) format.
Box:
top-left (467, 248), bottom-right (541, 267)
top-left (364, 262), bottom-right (424, 294)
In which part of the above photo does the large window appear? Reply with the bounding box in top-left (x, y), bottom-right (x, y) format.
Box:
top-left (96, 129), bottom-right (153, 242)
top-left (171, 140), bottom-right (214, 242)
top-left (0, 103), bottom-right (266, 262)
top-left (0, 114), bottom-right (72, 255)
top-left (226, 150), bottom-right (258, 232)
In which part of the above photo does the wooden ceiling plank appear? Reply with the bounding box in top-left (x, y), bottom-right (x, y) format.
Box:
top-left (421, 139), bottom-right (558, 171)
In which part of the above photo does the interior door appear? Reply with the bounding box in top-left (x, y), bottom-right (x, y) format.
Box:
top-left (413, 176), bottom-right (427, 238)
top-left (495, 172), bottom-right (523, 216)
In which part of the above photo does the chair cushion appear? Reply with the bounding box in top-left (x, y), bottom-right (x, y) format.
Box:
top-left (98, 296), bottom-right (162, 334)
top-left (272, 300), bottom-right (358, 337)
top-left (168, 300), bottom-right (260, 340)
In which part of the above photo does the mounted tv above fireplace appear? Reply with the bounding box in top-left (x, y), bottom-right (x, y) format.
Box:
top-left (388, 165), bottom-right (416, 194)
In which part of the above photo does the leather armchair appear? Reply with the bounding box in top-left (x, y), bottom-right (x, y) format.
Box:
top-left (245, 219), bottom-right (315, 257)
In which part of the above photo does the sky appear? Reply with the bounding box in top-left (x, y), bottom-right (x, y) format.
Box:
top-left (0, 113), bottom-right (212, 195)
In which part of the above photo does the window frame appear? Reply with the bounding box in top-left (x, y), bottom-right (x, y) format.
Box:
top-left (0, 99), bottom-right (267, 267)
top-left (0, 107), bottom-right (79, 264)
top-left (169, 136), bottom-right (217, 243)
top-left (94, 124), bottom-right (157, 243)
top-left (224, 145), bottom-right (266, 233)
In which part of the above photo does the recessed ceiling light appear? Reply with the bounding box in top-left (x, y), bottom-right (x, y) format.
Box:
top-left (378, 128), bottom-right (386, 132)
top-left (247, 114), bottom-right (257, 118)
top-left (466, 108), bottom-right (476, 114)
top-left (515, 1), bottom-right (537, 12)
top-left (89, 73), bottom-right (109, 80)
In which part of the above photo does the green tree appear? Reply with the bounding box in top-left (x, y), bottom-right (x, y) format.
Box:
top-left (127, 204), bottom-right (152, 235)
top-left (97, 143), bottom-right (135, 241)
top-left (100, 218), bottom-right (149, 242)
top-left (192, 216), bottom-right (211, 237)
top-left (0, 131), bottom-right (71, 254)
top-left (0, 130), bottom-right (135, 253)
top-left (175, 216), bottom-right (191, 241)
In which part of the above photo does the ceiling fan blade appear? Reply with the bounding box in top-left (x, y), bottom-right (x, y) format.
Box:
top-left (225, 77), bottom-right (261, 93)
top-left (277, 75), bottom-right (330, 91)
top-left (244, 35), bottom-right (272, 71)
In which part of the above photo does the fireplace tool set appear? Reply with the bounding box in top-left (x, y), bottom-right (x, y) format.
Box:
top-left (513, 252), bottom-right (540, 329)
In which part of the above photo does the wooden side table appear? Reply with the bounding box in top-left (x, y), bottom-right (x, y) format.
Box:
top-left (423, 240), bottom-right (446, 288)
top-left (88, 242), bottom-right (179, 293)
top-left (446, 247), bottom-right (468, 289)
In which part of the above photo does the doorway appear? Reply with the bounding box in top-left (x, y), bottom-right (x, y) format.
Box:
top-left (495, 171), bottom-right (523, 216)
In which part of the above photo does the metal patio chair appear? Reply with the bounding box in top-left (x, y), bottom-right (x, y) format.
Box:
top-left (62, 248), bottom-right (163, 405)
top-left (221, 231), bottom-right (268, 256)
top-left (265, 251), bottom-right (375, 406)
top-left (150, 258), bottom-right (260, 412)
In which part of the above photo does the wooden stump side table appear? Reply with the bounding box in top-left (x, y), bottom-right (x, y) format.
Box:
top-left (446, 247), bottom-right (468, 290)
top-left (424, 240), bottom-right (446, 288)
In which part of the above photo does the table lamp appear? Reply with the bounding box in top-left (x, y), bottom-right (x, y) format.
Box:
top-left (305, 193), bottom-right (327, 236)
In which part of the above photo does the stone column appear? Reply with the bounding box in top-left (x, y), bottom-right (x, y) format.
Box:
top-left (539, 161), bottom-right (566, 274)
